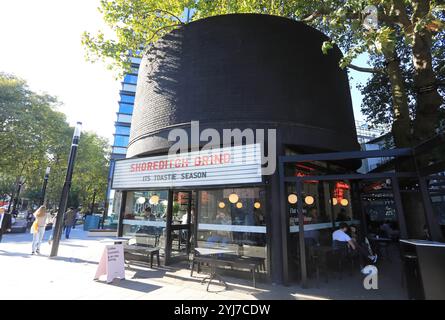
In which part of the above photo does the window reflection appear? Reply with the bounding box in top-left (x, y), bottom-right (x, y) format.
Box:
top-left (286, 175), bottom-right (359, 280)
top-left (197, 187), bottom-right (267, 273)
top-left (112, 147), bottom-right (127, 154)
top-left (117, 114), bottom-right (132, 123)
top-left (119, 103), bottom-right (133, 114)
top-left (115, 125), bottom-right (130, 135)
top-left (122, 191), bottom-right (168, 247)
top-left (123, 74), bottom-right (138, 84)
top-left (120, 95), bottom-right (135, 104)
top-left (113, 135), bottom-right (129, 147)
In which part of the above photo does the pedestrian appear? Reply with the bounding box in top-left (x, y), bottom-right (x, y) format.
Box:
top-left (26, 209), bottom-right (35, 230)
top-left (31, 205), bottom-right (49, 255)
top-left (64, 207), bottom-right (76, 239)
top-left (0, 210), bottom-right (12, 243)
top-left (47, 210), bottom-right (57, 245)
top-left (72, 208), bottom-right (81, 229)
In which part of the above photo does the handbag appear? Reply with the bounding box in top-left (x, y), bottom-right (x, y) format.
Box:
top-left (31, 221), bottom-right (38, 233)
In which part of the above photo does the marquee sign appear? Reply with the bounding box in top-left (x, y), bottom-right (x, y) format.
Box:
top-left (112, 144), bottom-right (262, 189)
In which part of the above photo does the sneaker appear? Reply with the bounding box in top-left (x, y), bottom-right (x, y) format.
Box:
top-left (372, 254), bottom-right (378, 263)
top-left (31, 252), bottom-right (35, 255)
top-left (361, 267), bottom-right (370, 275)
top-left (36, 249), bottom-right (40, 254)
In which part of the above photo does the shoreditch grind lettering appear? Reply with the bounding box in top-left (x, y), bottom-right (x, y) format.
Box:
top-left (130, 153), bottom-right (231, 172)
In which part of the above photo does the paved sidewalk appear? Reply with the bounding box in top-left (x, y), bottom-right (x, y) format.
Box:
top-left (0, 228), bottom-right (406, 300)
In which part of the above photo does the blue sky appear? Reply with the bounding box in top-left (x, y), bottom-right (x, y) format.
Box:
top-left (349, 54), bottom-right (371, 123)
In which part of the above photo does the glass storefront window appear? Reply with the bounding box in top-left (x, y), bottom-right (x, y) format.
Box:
top-left (197, 187), bottom-right (267, 273)
top-left (102, 190), bottom-right (121, 230)
top-left (122, 190), bottom-right (169, 248)
top-left (287, 180), bottom-right (356, 236)
top-left (286, 177), bottom-right (360, 280)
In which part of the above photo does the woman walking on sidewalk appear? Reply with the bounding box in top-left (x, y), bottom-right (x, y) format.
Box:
top-left (31, 205), bottom-right (49, 255)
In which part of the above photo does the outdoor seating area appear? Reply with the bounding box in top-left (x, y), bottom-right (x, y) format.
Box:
top-left (190, 248), bottom-right (265, 290)
top-left (123, 235), bottom-right (161, 269)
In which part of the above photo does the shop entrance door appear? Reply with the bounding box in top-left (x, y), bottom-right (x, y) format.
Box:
top-left (165, 190), bottom-right (195, 265)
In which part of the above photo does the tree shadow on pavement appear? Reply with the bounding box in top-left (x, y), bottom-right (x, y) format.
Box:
top-left (58, 243), bottom-right (88, 248)
top-left (95, 278), bottom-right (162, 294)
top-left (0, 250), bottom-right (32, 258)
top-left (48, 255), bottom-right (99, 265)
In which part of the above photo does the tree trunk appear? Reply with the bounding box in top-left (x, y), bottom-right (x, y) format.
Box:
top-left (397, 0), bottom-right (444, 240)
top-left (411, 0), bottom-right (443, 147)
top-left (384, 53), bottom-right (412, 149)
top-left (384, 50), bottom-right (434, 238)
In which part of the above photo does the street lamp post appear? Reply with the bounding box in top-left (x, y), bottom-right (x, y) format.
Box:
top-left (10, 180), bottom-right (23, 215)
top-left (40, 167), bottom-right (51, 206)
top-left (90, 189), bottom-right (97, 214)
top-left (102, 190), bottom-right (108, 229)
top-left (50, 122), bottom-right (82, 257)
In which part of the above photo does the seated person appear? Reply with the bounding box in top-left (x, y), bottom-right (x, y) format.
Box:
top-left (143, 207), bottom-right (156, 221)
top-left (349, 225), bottom-right (359, 242)
top-left (215, 211), bottom-right (231, 225)
top-left (332, 223), bottom-right (377, 271)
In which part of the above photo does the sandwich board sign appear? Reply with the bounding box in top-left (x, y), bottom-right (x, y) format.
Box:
top-left (94, 244), bottom-right (125, 283)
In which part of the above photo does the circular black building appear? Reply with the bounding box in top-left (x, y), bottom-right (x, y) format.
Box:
top-left (128, 13), bottom-right (359, 157)
top-left (114, 14), bottom-right (360, 285)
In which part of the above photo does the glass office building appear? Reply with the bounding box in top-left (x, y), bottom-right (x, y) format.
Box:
top-left (106, 57), bottom-right (142, 219)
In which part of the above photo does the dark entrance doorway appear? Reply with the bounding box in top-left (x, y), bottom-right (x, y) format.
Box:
top-left (165, 190), bottom-right (196, 265)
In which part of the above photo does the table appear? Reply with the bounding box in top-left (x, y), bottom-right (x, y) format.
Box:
top-left (193, 247), bottom-right (236, 291)
top-left (400, 239), bottom-right (445, 299)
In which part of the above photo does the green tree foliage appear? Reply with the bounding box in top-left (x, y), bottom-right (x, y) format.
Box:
top-left (0, 73), bottom-right (109, 210)
top-left (360, 12), bottom-right (445, 133)
top-left (70, 132), bottom-right (110, 210)
top-left (83, 0), bottom-right (444, 150)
